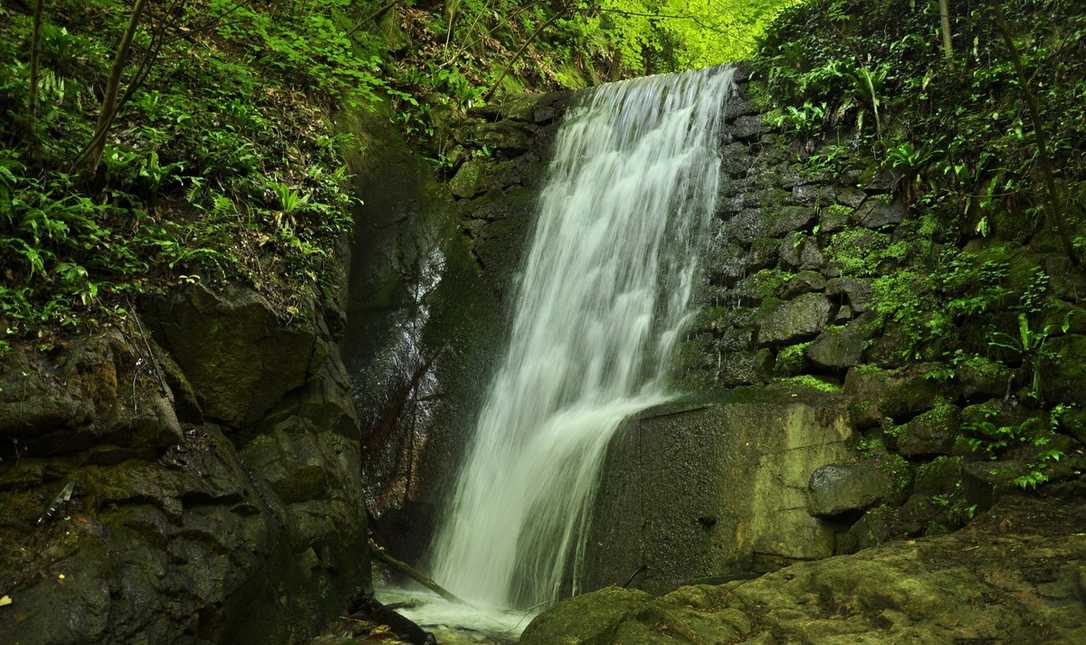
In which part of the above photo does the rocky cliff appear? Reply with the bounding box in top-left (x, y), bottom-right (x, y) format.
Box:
top-left (340, 92), bottom-right (572, 564)
top-left (0, 276), bottom-right (369, 644)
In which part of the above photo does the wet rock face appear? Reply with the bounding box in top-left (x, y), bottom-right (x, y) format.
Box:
top-left (527, 494), bottom-right (1086, 644)
top-left (0, 283), bottom-right (368, 645)
top-left (340, 91), bottom-right (568, 552)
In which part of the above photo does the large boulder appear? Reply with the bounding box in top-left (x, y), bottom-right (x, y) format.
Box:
top-left (520, 586), bottom-right (651, 645)
top-left (525, 495), bottom-right (1086, 644)
top-left (582, 386), bottom-right (854, 594)
top-left (142, 284), bottom-right (322, 429)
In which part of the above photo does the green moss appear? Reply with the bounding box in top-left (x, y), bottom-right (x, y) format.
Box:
top-left (773, 374), bottom-right (842, 393)
top-left (774, 341), bottom-right (812, 376)
top-left (743, 268), bottom-right (794, 301)
top-left (826, 203), bottom-right (853, 218)
top-left (826, 228), bottom-right (892, 276)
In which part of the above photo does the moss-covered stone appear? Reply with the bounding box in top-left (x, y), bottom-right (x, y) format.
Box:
top-left (448, 159), bottom-right (484, 198)
top-left (1041, 334), bottom-right (1086, 404)
top-left (537, 496), bottom-right (1086, 644)
top-left (773, 341), bottom-right (811, 376)
top-left (895, 402), bottom-right (961, 456)
top-left (806, 323), bottom-right (869, 369)
top-left (844, 364), bottom-right (941, 428)
top-left (520, 586), bottom-right (652, 645)
top-left (957, 354), bottom-right (1013, 401)
top-left (755, 292), bottom-right (832, 345)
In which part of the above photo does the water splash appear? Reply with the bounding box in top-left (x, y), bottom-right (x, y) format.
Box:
top-left (428, 66), bottom-right (737, 615)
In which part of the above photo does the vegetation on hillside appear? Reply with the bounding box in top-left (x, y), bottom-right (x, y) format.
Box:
top-left (753, 0), bottom-right (1086, 488)
top-left (0, 0), bottom-right (797, 351)
top-left (3, 0), bottom-right (1082, 488)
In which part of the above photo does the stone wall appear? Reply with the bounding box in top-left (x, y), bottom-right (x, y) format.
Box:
top-left (0, 281), bottom-right (368, 644)
top-left (582, 63), bottom-right (1086, 594)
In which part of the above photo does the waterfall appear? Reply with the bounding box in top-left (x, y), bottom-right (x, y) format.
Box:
top-left (429, 66), bottom-right (737, 612)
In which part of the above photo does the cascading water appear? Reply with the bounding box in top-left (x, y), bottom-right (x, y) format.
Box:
top-left (390, 66), bottom-right (737, 636)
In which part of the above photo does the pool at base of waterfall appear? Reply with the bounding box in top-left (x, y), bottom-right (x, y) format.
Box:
top-left (376, 586), bottom-right (536, 643)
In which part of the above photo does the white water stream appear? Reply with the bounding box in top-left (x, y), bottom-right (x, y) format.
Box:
top-left (385, 66), bottom-right (737, 637)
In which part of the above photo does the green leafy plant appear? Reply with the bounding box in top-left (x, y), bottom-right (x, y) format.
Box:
top-left (988, 313), bottom-right (1068, 401)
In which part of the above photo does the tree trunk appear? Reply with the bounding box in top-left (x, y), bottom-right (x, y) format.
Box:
top-left (29, 0), bottom-right (46, 155)
top-left (79, 0), bottom-right (149, 177)
top-left (484, 6), bottom-right (569, 102)
top-left (994, 17), bottom-right (1080, 266)
top-left (369, 539), bottom-right (464, 604)
top-left (938, 0), bottom-right (954, 59)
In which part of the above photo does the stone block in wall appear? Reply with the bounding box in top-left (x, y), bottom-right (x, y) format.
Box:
top-left (836, 186), bottom-right (868, 208)
top-left (844, 365), bottom-right (942, 427)
top-left (779, 270), bottom-right (827, 299)
top-left (749, 237), bottom-right (781, 271)
top-left (756, 293), bottom-right (832, 345)
top-left (826, 277), bottom-right (873, 313)
top-left (765, 205), bottom-right (817, 237)
top-left (819, 205), bottom-right (852, 235)
top-left (722, 208), bottom-right (763, 245)
top-left (724, 95), bottom-right (758, 122)
top-left (731, 115), bottom-right (766, 141)
top-left (720, 144), bottom-right (753, 179)
top-left (806, 323), bottom-right (870, 370)
top-left (1040, 334), bottom-right (1086, 405)
top-left (807, 463), bottom-right (893, 518)
top-left (893, 403), bottom-right (961, 457)
top-left (853, 196), bottom-right (907, 229)
top-left (790, 184), bottom-right (835, 206)
top-left (779, 232), bottom-right (825, 270)
top-left (718, 191), bottom-right (746, 215)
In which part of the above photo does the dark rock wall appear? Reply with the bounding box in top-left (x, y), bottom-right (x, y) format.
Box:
top-left (0, 281), bottom-right (369, 644)
top-left (339, 93), bottom-right (572, 563)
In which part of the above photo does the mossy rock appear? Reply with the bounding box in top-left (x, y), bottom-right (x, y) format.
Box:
top-left (735, 268), bottom-right (793, 304)
top-left (448, 159), bottom-right (485, 198)
top-left (807, 463), bottom-right (893, 518)
top-left (915, 456), bottom-right (966, 495)
top-left (755, 292), bottom-right (832, 345)
top-left (777, 270), bottom-right (826, 299)
top-left (521, 586), bottom-right (651, 644)
top-left (844, 364), bottom-right (941, 428)
top-left (806, 322), bottom-right (869, 370)
top-left (894, 402), bottom-right (961, 457)
top-left (773, 341), bottom-right (812, 376)
top-left (1041, 334), bottom-right (1086, 405)
top-left (956, 355), bottom-right (1012, 401)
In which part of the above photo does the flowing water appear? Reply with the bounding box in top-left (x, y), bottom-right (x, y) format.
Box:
top-left (382, 65), bottom-right (737, 637)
